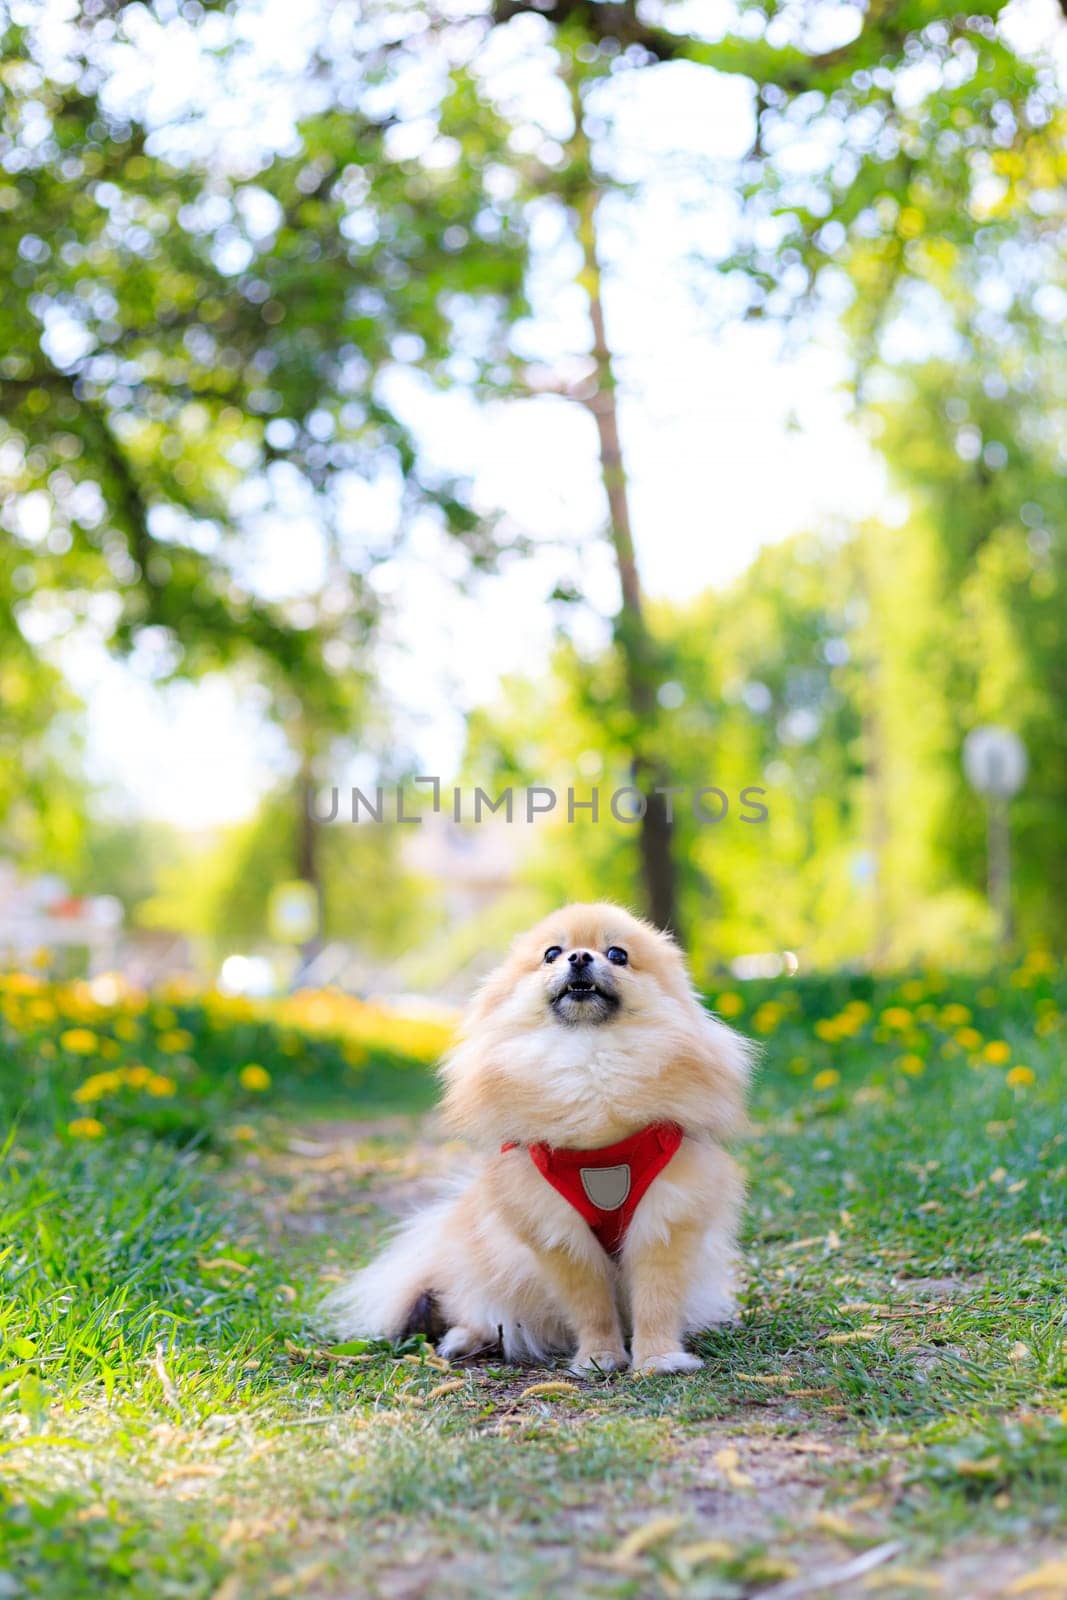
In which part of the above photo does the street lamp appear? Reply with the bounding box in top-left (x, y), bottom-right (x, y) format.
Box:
top-left (962, 726), bottom-right (1028, 951)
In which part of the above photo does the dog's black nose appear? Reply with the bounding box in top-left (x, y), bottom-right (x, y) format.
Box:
top-left (568, 949), bottom-right (594, 968)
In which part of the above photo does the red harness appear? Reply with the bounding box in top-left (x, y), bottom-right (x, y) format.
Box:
top-left (502, 1122), bottom-right (683, 1255)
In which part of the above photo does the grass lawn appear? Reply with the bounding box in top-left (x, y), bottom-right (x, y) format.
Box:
top-left (1, 962), bottom-right (1064, 1598)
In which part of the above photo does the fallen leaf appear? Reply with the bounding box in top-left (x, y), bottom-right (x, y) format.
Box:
top-left (863, 1569), bottom-right (944, 1592)
top-left (956, 1455), bottom-right (1002, 1479)
top-left (712, 1446), bottom-right (753, 1488)
top-left (1006, 1562), bottom-right (1067, 1595)
top-left (673, 1539), bottom-right (736, 1568)
top-left (609, 1515), bottom-right (685, 1565)
top-left (811, 1511), bottom-right (856, 1538)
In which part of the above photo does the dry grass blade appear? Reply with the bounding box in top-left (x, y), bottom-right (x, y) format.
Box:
top-left (759, 1541), bottom-right (905, 1599)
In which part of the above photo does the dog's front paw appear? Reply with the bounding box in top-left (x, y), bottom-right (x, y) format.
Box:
top-left (632, 1349), bottom-right (703, 1375)
top-left (570, 1346), bottom-right (630, 1376)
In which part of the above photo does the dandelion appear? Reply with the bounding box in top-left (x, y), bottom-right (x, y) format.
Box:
top-left (68, 1117), bottom-right (105, 1139)
top-left (940, 1003), bottom-right (971, 1026)
top-left (1006, 1065), bottom-right (1035, 1088)
top-left (59, 1028), bottom-right (98, 1055)
top-left (898, 1054), bottom-right (925, 1077)
top-left (880, 1007), bottom-right (912, 1030)
top-left (812, 1068), bottom-right (840, 1091)
top-left (158, 1029), bottom-right (194, 1053)
top-left (72, 1070), bottom-right (123, 1103)
top-left (715, 992), bottom-right (744, 1018)
top-left (752, 1002), bottom-right (785, 1034)
top-left (982, 1040), bottom-right (1012, 1065)
top-left (954, 1027), bottom-right (983, 1051)
top-left (239, 1064), bottom-right (271, 1092)
top-left (114, 1016), bottom-right (140, 1041)
top-left (146, 1074), bottom-right (177, 1097)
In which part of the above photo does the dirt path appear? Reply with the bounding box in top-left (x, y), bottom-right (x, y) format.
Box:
top-left (232, 1113), bottom-right (1065, 1600)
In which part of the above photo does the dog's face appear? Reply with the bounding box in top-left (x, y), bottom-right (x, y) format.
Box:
top-left (501, 904), bottom-right (687, 1030)
top-left (441, 902), bottom-right (751, 1146)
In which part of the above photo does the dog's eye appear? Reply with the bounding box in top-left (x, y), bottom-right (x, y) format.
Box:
top-left (606, 947), bottom-right (628, 966)
top-left (543, 946), bottom-right (562, 964)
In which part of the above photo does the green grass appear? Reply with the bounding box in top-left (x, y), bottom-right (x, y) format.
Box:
top-left (0, 964), bottom-right (1064, 1597)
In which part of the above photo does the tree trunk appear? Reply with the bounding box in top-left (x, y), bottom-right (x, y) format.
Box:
top-left (565, 70), bottom-right (679, 935)
top-left (296, 756), bottom-right (324, 967)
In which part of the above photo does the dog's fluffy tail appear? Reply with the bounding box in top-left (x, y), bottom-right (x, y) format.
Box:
top-left (318, 1197), bottom-right (453, 1341)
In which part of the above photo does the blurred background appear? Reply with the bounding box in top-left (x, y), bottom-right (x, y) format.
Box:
top-left (2, 0), bottom-right (1064, 999)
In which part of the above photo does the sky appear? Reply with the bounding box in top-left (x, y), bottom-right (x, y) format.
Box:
top-left (55, 0), bottom-right (1060, 828)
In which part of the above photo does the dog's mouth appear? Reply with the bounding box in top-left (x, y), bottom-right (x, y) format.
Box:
top-left (549, 974), bottom-right (620, 1023)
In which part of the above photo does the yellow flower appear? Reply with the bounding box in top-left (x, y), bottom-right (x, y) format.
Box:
top-left (898, 981), bottom-right (926, 1004)
top-left (1006, 1066), bottom-right (1035, 1088)
top-left (158, 1029), bottom-right (194, 1053)
top-left (59, 1028), bottom-right (98, 1055)
top-left (715, 992), bottom-right (744, 1018)
top-left (880, 1008), bottom-right (911, 1030)
top-left (152, 1007), bottom-right (178, 1030)
top-left (239, 1064), bottom-right (271, 1092)
top-left (752, 1002), bottom-right (784, 1034)
top-left (955, 1027), bottom-right (983, 1051)
top-left (72, 1070), bottom-right (123, 1103)
top-left (812, 1069), bottom-right (840, 1091)
top-left (983, 1040), bottom-right (1012, 1065)
top-left (898, 1054), bottom-right (925, 1077)
top-left (114, 1016), bottom-right (140, 1041)
top-left (68, 1117), bottom-right (105, 1139)
top-left (814, 1018), bottom-right (840, 1042)
top-left (146, 1074), bottom-right (177, 1097)
top-left (788, 1056), bottom-right (809, 1075)
top-left (940, 1003), bottom-right (971, 1026)
top-left (125, 1064), bottom-right (151, 1087)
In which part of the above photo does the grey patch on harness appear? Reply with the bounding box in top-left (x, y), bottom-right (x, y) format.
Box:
top-left (580, 1164), bottom-right (631, 1211)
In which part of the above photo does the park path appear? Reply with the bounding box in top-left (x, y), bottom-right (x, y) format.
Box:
top-left (228, 1111), bottom-right (1064, 1600)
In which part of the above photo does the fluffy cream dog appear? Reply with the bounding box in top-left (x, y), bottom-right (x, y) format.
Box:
top-left (322, 903), bottom-right (752, 1374)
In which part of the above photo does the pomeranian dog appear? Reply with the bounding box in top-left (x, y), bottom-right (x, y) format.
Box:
top-left (322, 903), bottom-right (752, 1375)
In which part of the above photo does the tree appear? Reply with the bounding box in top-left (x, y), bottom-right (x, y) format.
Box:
top-left (0, 1), bottom-right (528, 907)
top-left (475, 0), bottom-right (1062, 941)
